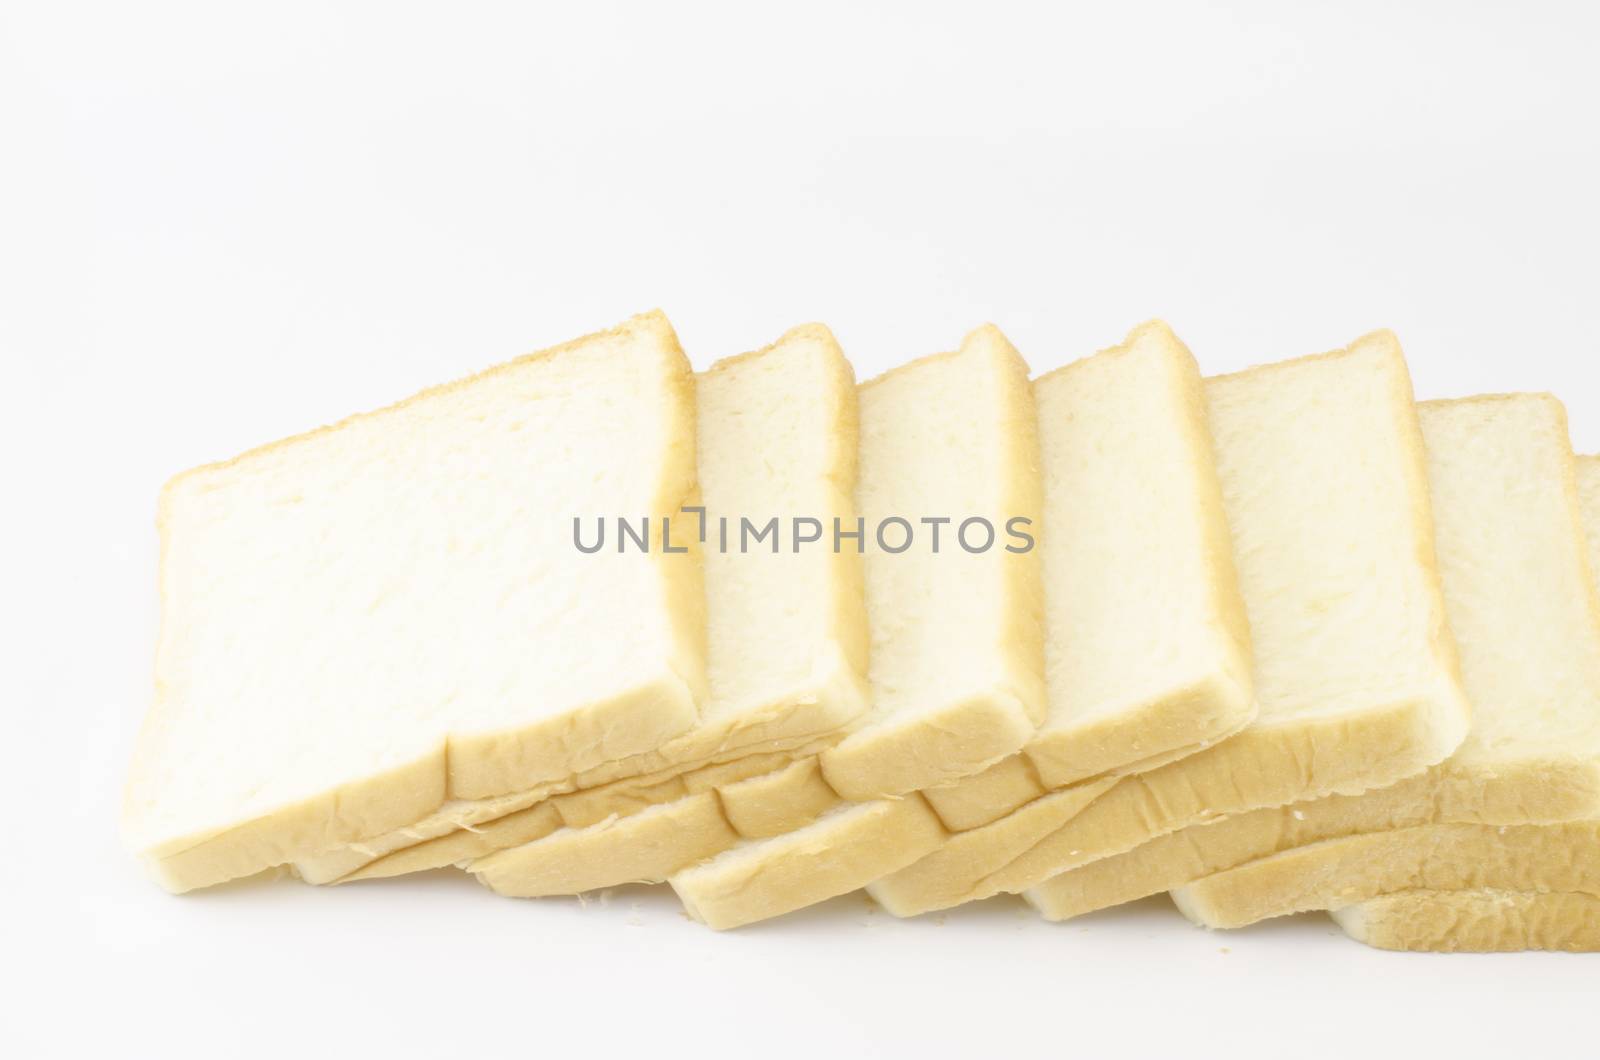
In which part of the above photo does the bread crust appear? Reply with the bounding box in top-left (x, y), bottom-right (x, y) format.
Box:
top-left (672, 796), bottom-right (947, 930)
top-left (463, 753), bottom-right (847, 898)
top-left (872, 696), bottom-right (1457, 916)
top-left (1027, 756), bottom-right (1600, 921)
top-left (1333, 889), bottom-right (1600, 952)
top-left (718, 757), bottom-right (843, 838)
top-left (1172, 820), bottom-right (1600, 929)
top-left (473, 793), bottom-right (741, 896)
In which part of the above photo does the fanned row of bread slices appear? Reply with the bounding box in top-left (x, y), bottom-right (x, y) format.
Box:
top-left (124, 311), bottom-right (1600, 952)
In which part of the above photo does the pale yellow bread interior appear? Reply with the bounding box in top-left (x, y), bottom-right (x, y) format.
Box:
top-left (818, 325), bottom-right (1046, 799)
top-left (125, 311), bottom-right (707, 892)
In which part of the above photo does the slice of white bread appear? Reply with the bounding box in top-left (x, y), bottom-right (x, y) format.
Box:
top-left (1168, 820), bottom-right (1600, 929)
top-left (918, 321), bottom-right (1254, 835)
top-left (864, 331), bottom-right (1472, 912)
top-left (871, 321), bottom-right (1259, 916)
top-left (672, 798), bottom-right (948, 931)
top-left (661, 326), bottom-right (1047, 926)
top-left (123, 311), bottom-right (707, 892)
top-left (1332, 890), bottom-right (1600, 952)
top-left (1011, 320), bottom-right (1256, 788)
top-left (674, 324), bottom-right (871, 756)
top-left (293, 324), bottom-right (869, 884)
top-left (1165, 398), bottom-right (1600, 929)
top-left (1028, 415), bottom-right (1600, 923)
top-left (817, 325), bottom-right (1046, 799)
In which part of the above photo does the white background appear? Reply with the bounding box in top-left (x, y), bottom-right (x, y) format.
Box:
top-left (5, 2), bottom-right (1598, 1056)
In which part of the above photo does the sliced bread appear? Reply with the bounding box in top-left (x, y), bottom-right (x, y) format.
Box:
top-left (294, 324), bottom-right (869, 884)
top-left (868, 331), bottom-right (1472, 911)
top-left (817, 324), bottom-right (1046, 799)
top-left (665, 325), bottom-right (1048, 925)
top-left (1017, 320), bottom-right (1256, 787)
top-left (1029, 420), bottom-right (1600, 924)
top-left (919, 320), bottom-right (1253, 833)
top-left (1332, 890), bottom-right (1600, 952)
top-left (459, 324), bottom-right (872, 897)
top-left (124, 311), bottom-right (706, 892)
top-left (1163, 405), bottom-right (1600, 928)
top-left (870, 321), bottom-right (1258, 916)
top-left (320, 323), bottom-right (1044, 892)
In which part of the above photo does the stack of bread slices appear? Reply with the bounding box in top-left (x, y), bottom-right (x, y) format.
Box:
top-left (124, 311), bottom-right (1600, 952)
